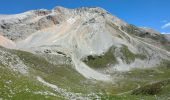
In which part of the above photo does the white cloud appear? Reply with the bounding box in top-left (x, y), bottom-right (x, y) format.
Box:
top-left (161, 22), bottom-right (170, 29)
top-left (162, 32), bottom-right (170, 34)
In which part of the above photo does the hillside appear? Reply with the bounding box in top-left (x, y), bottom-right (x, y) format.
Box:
top-left (0, 6), bottom-right (170, 99)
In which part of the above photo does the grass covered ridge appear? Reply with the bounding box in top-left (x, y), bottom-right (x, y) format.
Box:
top-left (11, 49), bottom-right (101, 94)
top-left (83, 45), bottom-right (147, 68)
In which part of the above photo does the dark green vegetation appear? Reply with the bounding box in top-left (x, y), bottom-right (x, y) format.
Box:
top-left (84, 45), bottom-right (147, 68)
top-left (120, 45), bottom-right (147, 64)
top-left (83, 46), bottom-right (117, 68)
top-left (132, 78), bottom-right (170, 95)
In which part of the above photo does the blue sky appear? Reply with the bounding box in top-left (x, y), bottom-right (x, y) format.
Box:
top-left (0, 0), bottom-right (170, 34)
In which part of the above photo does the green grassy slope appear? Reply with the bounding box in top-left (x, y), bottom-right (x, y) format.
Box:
top-left (0, 64), bottom-right (63, 100)
top-left (11, 50), bottom-right (100, 94)
top-left (83, 45), bottom-right (147, 68)
top-left (0, 46), bottom-right (169, 99)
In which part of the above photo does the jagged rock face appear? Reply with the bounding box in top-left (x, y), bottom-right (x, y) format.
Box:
top-left (0, 6), bottom-right (169, 81)
top-left (0, 9), bottom-right (61, 41)
top-left (0, 7), bottom-right (126, 41)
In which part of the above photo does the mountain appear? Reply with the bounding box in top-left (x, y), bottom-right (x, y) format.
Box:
top-left (164, 34), bottom-right (170, 41)
top-left (0, 6), bottom-right (170, 99)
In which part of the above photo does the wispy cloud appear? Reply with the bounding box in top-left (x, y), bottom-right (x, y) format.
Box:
top-left (161, 22), bottom-right (170, 29)
top-left (162, 32), bottom-right (170, 34)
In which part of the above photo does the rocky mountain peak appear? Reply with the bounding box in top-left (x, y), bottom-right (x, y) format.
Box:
top-left (53, 6), bottom-right (70, 14)
top-left (33, 9), bottom-right (52, 16)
